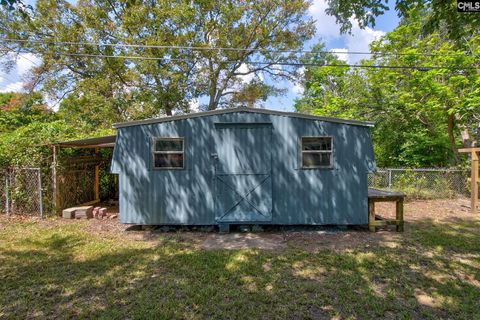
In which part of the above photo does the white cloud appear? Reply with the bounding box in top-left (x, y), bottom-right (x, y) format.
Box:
top-left (237, 63), bottom-right (255, 84)
top-left (308, 1), bottom-right (385, 64)
top-left (292, 66), bottom-right (305, 95)
top-left (284, 1), bottom-right (387, 103)
top-left (292, 82), bottom-right (304, 95)
top-left (0, 53), bottom-right (41, 93)
top-left (189, 99), bottom-right (200, 112)
top-left (344, 23), bottom-right (385, 63)
top-left (308, 1), bottom-right (341, 39)
top-left (15, 53), bottom-right (40, 75)
top-left (0, 81), bottom-right (24, 93)
top-left (329, 48), bottom-right (349, 62)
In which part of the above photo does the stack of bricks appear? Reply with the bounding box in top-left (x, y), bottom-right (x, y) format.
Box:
top-left (74, 206), bottom-right (93, 219)
top-left (93, 207), bottom-right (108, 219)
top-left (62, 206), bottom-right (93, 219)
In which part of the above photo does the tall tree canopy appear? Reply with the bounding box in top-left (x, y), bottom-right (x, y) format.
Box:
top-left (326, 0), bottom-right (480, 40)
top-left (0, 0), bottom-right (315, 124)
top-left (296, 10), bottom-right (479, 168)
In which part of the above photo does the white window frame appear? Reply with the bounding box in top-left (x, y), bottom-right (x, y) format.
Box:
top-left (300, 136), bottom-right (334, 169)
top-left (152, 137), bottom-right (185, 170)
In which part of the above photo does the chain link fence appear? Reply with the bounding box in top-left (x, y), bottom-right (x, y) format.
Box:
top-left (0, 168), bottom-right (43, 216)
top-left (0, 170), bottom-right (8, 214)
top-left (368, 168), bottom-right (469, 199)
top-left (0, 166), bottom-right (470, 216)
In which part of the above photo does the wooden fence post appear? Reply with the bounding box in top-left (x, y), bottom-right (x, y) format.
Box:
top-left (52, 145), bottom-right (60, 215)
top-left (94, 147), bottom-right (100, 202)
top-left (458, 148), bottom-right (479, 214)
top-left (472, 156), bottom-right (479, 214)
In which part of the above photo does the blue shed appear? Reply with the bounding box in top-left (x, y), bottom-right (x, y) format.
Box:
top-left (111, 107), bottom-right (376, 227)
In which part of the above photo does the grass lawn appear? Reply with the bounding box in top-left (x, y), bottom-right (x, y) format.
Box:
top-left (1, 200), bottom-right (479, 319)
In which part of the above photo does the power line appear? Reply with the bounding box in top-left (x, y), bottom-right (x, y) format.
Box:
top-left (0, 43), bottom-right (40, 66)
top-left (0, 72), bottom-right (18, 83)
top-left (0, 73), bottom-right (24, 91)
top-left (1, 38), bottom-right (478, 58)
top-left (7, 49), bottom-right (479, 70)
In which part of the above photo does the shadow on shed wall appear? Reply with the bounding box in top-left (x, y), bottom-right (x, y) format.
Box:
top-left (111, 112), bottom-right (375, 225)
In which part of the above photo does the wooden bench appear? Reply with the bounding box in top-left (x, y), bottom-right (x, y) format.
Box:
top-left (368, 188), bottom-right (405, 232)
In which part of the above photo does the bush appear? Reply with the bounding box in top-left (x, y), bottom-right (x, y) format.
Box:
top-left (391, 170), bottom-right (457, 199)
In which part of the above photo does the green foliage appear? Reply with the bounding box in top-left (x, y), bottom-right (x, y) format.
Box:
top-left (228, 80), bottom-right (285, 108)
top-left (1, 0), bottom-right (315, 117)
top-left (295, 10), bottom-right (479, 167)
top-left (0, 120), bottom-right (74, 167)
top-left (0, 92), bottom-right (114, 167)
top-left (391, 171), bottom-right (457, 199)
top-left (326, 0), bottom-right (480, 40)
top-left (0, 92), bottom-right (53, 133)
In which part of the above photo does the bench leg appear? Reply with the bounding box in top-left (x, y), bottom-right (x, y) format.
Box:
top-left (368, 200), bottom-right (376, 232)
top-left (396, 199), bottom-right (404, 232)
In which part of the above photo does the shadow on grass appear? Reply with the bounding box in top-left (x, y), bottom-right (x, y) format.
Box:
top-left (408, 217), bottom-right (480, 253)
top-left (0, 219), bottom-right (479, 319)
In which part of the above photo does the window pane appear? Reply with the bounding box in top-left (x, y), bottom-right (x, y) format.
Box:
top-left (302, 137), bottom-right (331, 151)
top-left (154, 153), bottom-right (184, 168)
top-left (302, 152), bottom-right (331, 167)
top-left (155, 139), bottom-right (183, 152)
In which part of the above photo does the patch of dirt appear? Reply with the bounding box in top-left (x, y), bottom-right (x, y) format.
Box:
top-left (201, 233), bottom-right (287, 250)
top-left (1, 198), bottom-right (478, 251)
top-left (375, 197), bottom-right (476, 222)
top-left (284, 229), bottom-right (402, 252)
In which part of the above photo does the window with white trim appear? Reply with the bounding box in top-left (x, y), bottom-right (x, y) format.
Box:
top-left (152, 138), bottom-right (184, 169)
top-left (300, 137), bottom-right (333, 168)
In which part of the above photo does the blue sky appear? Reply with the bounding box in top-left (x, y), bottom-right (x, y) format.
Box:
top-left (266, 1), bottom-right (400, 112)
top-left (0, 1), bottom-right (400, 112)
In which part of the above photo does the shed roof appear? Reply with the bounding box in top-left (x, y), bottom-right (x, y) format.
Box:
top-left (112, 107), bottom-right (374, 129)
top-left (55, 135), bottom-right (116, 148)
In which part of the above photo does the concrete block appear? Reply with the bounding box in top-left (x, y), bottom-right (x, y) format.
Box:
top-left (73, 206), bottom-right (93, 219)
top-left (62, 208), bottom-right (76, 219)
top-left (251, 225), bottom-right (264, 232)
top-left (218, 223), bottom-right (230, 233)
top-left (99, 208), bottom-right (107, 217)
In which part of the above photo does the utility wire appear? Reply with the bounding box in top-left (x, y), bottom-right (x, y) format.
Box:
top-left (0, 45), bottom-right (39, 67)
top-left (6, 49), bottom-right (478, 70)
top-left (17, 50), bottom-right (480, 70)
top-left (1, 38), bottom-right (478, 58)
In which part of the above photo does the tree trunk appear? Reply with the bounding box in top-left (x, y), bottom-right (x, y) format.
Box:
top-left (456, 113), bottom-right (473, 147)
top-left (208, 60), bottom-right (218, 111)
top-left (474, 122), bottom-right (480, 147)
top-left (447, 113), bottom-right (460, 164)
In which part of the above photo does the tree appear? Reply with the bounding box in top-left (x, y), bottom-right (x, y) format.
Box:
top-left (0, 92), bottom-right (52, 133)
top-left (325, 0), bottom-right (480, 40)
top-left (295, 43), bottom-right (367, 118)
top-left (228, 79), bottom-right (285, 108)
top-left (295, 11), bottom-right (480, 167)
top-left (0, 0), bottom-right (315, 121)
top-left (187, 0), bottom-right (314, 110)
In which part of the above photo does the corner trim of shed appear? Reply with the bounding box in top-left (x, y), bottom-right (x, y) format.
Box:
top-left (112, 107), bottom-right (374, 129)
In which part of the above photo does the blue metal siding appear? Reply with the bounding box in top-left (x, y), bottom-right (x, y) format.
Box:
top-left (111, 111), bottom-right (375, 225)
top-left (214, 124), bottom-right (273, 222)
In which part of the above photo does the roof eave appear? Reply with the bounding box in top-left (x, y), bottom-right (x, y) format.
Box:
top-left (54, 135), bottom-right (117, 148)
top-left (112, 107), bottom-right (374, 129)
